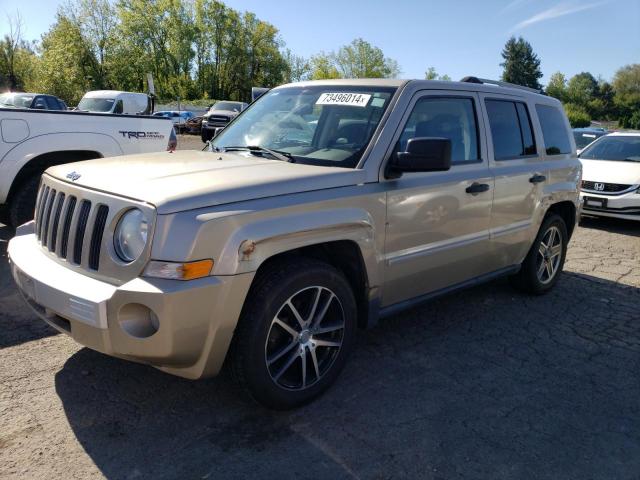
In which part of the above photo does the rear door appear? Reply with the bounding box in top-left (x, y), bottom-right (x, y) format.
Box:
top-left (479, 94), bottom-right (547, 268)
top-left (382, 91), bottom-right (495, 306)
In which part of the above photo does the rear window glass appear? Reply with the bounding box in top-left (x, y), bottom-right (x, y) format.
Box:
top-left (536, 104), bottom-right (571, 155)
top-left (485, 100), bottom-right (536, 160)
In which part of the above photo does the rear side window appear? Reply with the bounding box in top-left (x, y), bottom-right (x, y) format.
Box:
top-left (485, 100), bottom-right (536, 160)
top-left (397, 97), bottom-right (480, 165)
top-left (536, 104), bottom-right (571, 155)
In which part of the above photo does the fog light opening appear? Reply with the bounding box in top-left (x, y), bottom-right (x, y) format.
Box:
top-left (118, 303), bottom-right (159, 338)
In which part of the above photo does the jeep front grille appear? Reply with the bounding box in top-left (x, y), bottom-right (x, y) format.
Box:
top-left (34, 183), bottom-right (109, 271)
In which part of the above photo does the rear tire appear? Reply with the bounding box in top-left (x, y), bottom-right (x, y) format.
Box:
top-left (229, 258), bottom-right (357, 410)
top-left (511, 213), bottom-right (568, 295)
top-left (9, 175), bottom-right (40, 227)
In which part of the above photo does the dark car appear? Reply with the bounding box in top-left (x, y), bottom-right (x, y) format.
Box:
top-left (201, 101), bottom-right (248, 142)
top-left (573, 127), bottom-right (608, 153)
top-left (0, 92), bottom-right (68, 111)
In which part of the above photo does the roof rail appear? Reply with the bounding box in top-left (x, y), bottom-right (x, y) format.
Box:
top-left (460, 76), bottom-right (544, 94)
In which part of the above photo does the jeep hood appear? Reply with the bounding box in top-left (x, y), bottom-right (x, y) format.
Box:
top-left (46, 150), bottom-right (366, 214)
top-left (580, 158), bottom-right (640, 185)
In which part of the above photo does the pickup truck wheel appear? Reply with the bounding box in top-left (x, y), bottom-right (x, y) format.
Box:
top-left (9, 175), bottom-right (40, 227)
top-left (512, 214), bottom-right (568, 295)
top-left (230, 258), bottom-right (356, 410)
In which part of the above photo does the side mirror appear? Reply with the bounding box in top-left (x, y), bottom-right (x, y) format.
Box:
top-left (388, 137), bottom-right (452, 178)
top-left (213, 126), bottom-right (225, 138)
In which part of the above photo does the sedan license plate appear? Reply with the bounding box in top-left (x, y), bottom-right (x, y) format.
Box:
top-left (584, 196), bottom-right (607, 209)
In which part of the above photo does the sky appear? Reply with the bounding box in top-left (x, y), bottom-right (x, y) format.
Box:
top-left (0, 0), bottom-right (638, 85)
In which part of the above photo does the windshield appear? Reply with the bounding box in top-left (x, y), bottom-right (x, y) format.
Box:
top-left (77, 97), bottom-right (115, 112)
top-left (0, 93), bottom-right (34, 107)
top-left (211, 86), bottom-right (396, 168)
top-left (212, 101), bottom-right (244, 112)
top-left (573, 130), bottom-right (604, 149)
top-left (580, 136), bottom-right (640, 162)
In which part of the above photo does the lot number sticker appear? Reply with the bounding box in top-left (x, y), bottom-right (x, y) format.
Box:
top-left (316, 92), bottom-right (372, 107)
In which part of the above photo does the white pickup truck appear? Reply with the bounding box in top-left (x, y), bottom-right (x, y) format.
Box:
top-left (0, 108), bottom-right (176, 226)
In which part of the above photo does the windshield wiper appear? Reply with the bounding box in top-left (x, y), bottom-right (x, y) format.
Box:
top-left (223, 145), bottom-right (295, 162)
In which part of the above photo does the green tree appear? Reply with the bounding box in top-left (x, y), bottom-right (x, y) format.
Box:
top-left (333, 38), bottom-right (400, 78)
top-left (283, 49), bottom-right (310, 83)
top-left (425, 67), bottom-right (451, 81)
top-left (613, 64), bottom-right (640, 129)
top-left (564, 103), bottom-right (591, 128)
top-left (545, 72), bottom-right (567, 101)
top-left (500, 36), bottom-right (542, 90)
top-left (566, 72), bottom-right (598, 107)
top-left (28, 14), bottom-right (97, 104)
top-left (0, 13), bottom-right (38, 91)
top-left (309, 52), bottom-right (340, 80)
top-left (309, 38), bottom-right (399, 80)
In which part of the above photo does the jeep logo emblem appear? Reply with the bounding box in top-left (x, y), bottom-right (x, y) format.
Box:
top-left (66, 171), bottom-right (81, 182)
top-left (594, 182), bottom-right (605, 191)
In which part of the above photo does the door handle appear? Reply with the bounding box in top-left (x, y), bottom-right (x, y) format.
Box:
top-left (529, 174), bottom-right (547, 184)
top-left (465, 182), bottom-right (490, 195)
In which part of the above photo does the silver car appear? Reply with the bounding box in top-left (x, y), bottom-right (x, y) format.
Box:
top-left (8, 78), bottom-right (581, 409)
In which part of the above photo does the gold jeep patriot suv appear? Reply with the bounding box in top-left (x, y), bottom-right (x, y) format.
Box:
top-left (8, 78), bottom-right (581, 409)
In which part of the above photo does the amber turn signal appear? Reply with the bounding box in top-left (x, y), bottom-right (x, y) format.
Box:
top-left (143, 259), bottom-right (214, 280)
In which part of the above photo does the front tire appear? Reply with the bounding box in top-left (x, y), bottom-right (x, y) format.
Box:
top-left (229, 258), bottom-right (356, 410)
top-left (9, 175), bottom-right (40, 227)
top-left (512, 213), bottom-right (568, 294)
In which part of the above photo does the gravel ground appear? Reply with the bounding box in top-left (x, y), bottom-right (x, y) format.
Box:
top-left (1, 186), bottom-right (639, 478)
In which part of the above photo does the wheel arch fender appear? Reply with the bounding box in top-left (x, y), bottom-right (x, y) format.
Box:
top-left (213, 208), bottom-right (381, 289)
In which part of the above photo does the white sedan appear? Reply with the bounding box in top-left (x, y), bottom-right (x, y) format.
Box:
top-left (580, 132), bottom-right (640, 221)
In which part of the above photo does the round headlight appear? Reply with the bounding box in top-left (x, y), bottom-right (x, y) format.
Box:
top-left (114, 209), bottom-right (148, 262)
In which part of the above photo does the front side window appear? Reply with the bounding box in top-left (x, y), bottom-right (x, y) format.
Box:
top-left (485, 100), bottom-right (536, 160)
top-left (396, 97), bottom-right (479, 165)
top-left (580, 135), bottom-right (640, 162)
top-left (212, 86), bottom-right (396, 168)
top-left (536, 104), bottom-right (572, 155)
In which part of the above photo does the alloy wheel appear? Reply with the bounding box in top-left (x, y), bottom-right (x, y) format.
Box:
top-left (536, 225), bottom-right (563, 284)
top-left (264, 286), bottom-right (345, 390)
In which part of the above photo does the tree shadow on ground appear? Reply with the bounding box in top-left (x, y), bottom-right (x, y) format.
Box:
top-left (55, 271), bottom-right (640, 480)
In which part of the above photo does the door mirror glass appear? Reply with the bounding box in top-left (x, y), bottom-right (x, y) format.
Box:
top-left (391, 137), bottom-right (452, 174)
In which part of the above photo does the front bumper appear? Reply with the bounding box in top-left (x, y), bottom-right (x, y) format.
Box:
top-left (580, 189), bottom-right (640, 221)
top-left (8, 226), bottom-right (254, 379)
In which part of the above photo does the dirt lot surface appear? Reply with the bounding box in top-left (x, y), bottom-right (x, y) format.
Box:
top-left (1, 171), bottom-right (639, 478)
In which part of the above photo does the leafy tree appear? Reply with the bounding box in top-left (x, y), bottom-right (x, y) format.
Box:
top-left (283, 49), bottom-right (310, 83)
top-left (613, 64), bottom-right (640, 129)
top-left (425, 67), bottom-right (451, 81)
top-left (0, 13), bottom-right (38, 91)
top-left (309, 38), bottom-right (399, 80)
top-left (566, 72), bottom-right (599, 107)
top-left (333, 38), bottom-right (400, 78)
top-left (545, 72), bottom-right (567, 101)
top-left (30, 14), bottom-right (97, 104)
top-left (309, 52), bottom-right (340, 80)
top-left (500, 36), bottom-right (542, 90)
top-left (564, 103), bottom-right (591, 128)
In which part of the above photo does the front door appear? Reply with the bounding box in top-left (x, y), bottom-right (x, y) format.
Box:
top-left (383, 91), bottom-right (494, 307)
